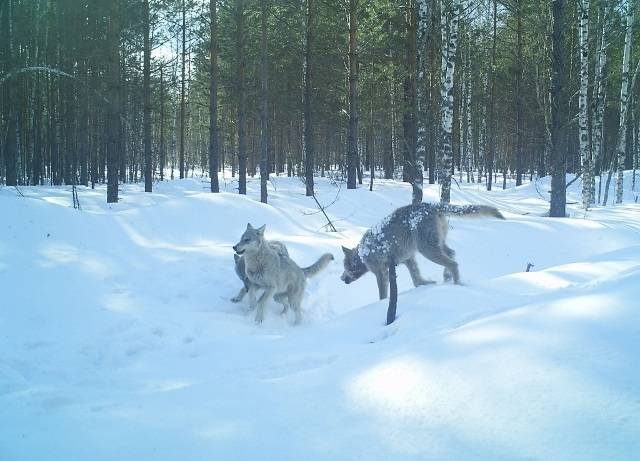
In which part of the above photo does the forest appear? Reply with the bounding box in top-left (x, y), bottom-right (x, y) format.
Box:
top-left (1, 0), bottom-right (638, 214)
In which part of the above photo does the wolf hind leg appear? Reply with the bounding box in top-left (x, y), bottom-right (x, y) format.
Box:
top-left (419, 245), bottom-right (460, 285)
top-left (288, 288), bottom-right (304, 324)
top-left (442, 245), bottom-right (456, 282)
top-left (404, 257), bottom-right (434, 287)
top-left (274, 292), bottom-right (290, 315)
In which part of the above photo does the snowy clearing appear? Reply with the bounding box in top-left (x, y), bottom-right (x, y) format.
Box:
top-left (1, 173), bottom-right (639, 460)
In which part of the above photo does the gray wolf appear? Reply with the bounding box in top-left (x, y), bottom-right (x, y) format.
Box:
top-left (233, 223), bottom-right (334, 324)
top-left (340, 203), bottom-right (504, 299)
top-left (232, 241), bottom-right (289, 303)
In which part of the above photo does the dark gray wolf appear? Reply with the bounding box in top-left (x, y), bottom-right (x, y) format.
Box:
top-left (340, 203), bottom-right (504, 299)
top-left (233, 224), bottom-right (334, 324)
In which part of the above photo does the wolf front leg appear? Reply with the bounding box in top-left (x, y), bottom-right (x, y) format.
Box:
top-left (374, 270), bottom-right (389, 300)
top-left (254, 287), bottom-right (275, 324)
top-left (247, 285), bottom-right (258, 311)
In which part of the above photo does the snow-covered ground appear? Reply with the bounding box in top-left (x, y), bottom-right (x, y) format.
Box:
top-left (1, 172), bottom-right (639, 460)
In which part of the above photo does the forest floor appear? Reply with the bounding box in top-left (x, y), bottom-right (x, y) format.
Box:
top-left (1, 171), bottom-right (640, 460)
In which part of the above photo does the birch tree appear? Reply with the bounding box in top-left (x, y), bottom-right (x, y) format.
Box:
top-left (592, 2), bottom-right (609, 204)
top-left (414, 0), bottom-right (429, 204)
top-left (615, 3), bottom-right (634, 204)
top-left (439, 0), bottom-right (463, 204)
top-left (578, 0), bottom-right (590, 208)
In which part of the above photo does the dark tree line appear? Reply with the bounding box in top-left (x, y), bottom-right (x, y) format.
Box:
top-left (1, 0), bottom-right (639, 213)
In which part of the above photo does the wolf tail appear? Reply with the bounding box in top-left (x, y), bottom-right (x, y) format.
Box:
top-left (438, 204), bottom-right (505, 219)
top-left (302, 253), bottom-right (334, 278)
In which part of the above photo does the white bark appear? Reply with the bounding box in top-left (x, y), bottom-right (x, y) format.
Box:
top-left (615, 4), bottom-right (634, 204)
top-left (415, 0), bottom-right (429, 203)
top-left (578, 0), bottom-right (590, 208)
top-left (439, 0), bottom-right (463, 204)
top-left (591, 3), bottom-right (608, 203)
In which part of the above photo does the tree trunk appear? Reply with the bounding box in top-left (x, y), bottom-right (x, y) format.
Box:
top-left (260, 0), bottom-right (269, 203)
top-left (159, 64), bottom-right (165, 182)
top-left (549, 0), bottom-right (568, 217)
top-left (414, 0), bottom-right (429, 203)
top-left (486, 0), bottom-right (496, 191)
top-left (237, 0), bottom-right (247, 195)
top-left (209, 0), bottom-right (219, 192)
top-left (615, 4), bottom-right (633, 204)
top-left (578, 0), bottom-right (590, 207)
top-left (106, 0), bottom-right (121, 203)
top-left (303, 0), bottom-right (315, 196)
top-left (179, 0), bottom-right (186, 179)
top-left (515, 0), bottom-right (524, 186)
top-left (143, 0), bottom-right (152, 192)
top-left (591, 2), bottom-right (608, 204)
top-left (439, 0), bottom-right (462, 204)
top-left (347, 0), bottom-right (358, 190)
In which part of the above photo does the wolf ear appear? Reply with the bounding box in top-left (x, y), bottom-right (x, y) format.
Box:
top-left (246, 223), bottom-right (253, 230)
top-left (257, 225), bottom-right (266, 235)
top-left (342, 246), bottom-right (352, 256)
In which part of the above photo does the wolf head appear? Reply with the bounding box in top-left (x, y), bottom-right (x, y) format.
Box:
top-left (233, 223), bottom-right (266, 255)
top-left (340, 246), bottom-right (368, 284)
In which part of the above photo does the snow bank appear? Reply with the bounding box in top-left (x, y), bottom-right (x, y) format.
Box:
top-left (1, 173), bottom-right (639, 460)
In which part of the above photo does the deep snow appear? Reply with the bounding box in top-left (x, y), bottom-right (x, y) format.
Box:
top-left (1, 172), bottom-right (639, 460)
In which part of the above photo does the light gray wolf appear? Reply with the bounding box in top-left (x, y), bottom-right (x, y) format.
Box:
top-left (233, 223), bottom-right (334, 324)
top-left (232, 241), bottom-right (289, 303)
top-left (340, 203), bottom-right (504, 299)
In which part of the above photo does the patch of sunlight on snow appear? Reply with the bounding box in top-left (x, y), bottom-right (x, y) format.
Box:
top-left (117, 220), bottom-right (229, 256)
top-left (547, 294), bottom-right (619, 320)
top-left (508, 271), bottom-right (573, 293)
top-left (144, 379), bottom-right (195, 393)
top-left (448, 325), bottom-right (523, 345)
top-left (102, 291), bottom-right (134, 312)
top-left (197, 422), bottom-right (241, 441)
top-left (41, 195), bottom-right (72, 207)
top-left (39, 243), bottom-right (114, 278)
top-left (345, 352), bottom-right (640, 458)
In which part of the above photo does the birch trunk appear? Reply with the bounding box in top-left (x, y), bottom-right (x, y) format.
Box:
top-left (591, 3), bottom-right (608, 203)
top-left (439, 0), bottom-right (463, 204)
top-left (578, 0), bottom-right (590, 207)
top-left (615, 4), bottom-right (633, 204)
top-left (414, 0), bottom-right (429, 203)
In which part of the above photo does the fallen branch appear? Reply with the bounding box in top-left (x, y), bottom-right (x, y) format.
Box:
top-left (311, 193), bottom-right (337, 232)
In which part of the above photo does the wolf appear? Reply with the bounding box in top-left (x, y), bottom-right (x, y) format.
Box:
top-left (340, 203), bottom-right (504, 299)
top-left (231, 241), bottom-right (289, 303)
top-left (233, 223), bottom-right (334, 324)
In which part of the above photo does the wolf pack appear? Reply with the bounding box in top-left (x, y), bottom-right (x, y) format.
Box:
top-left (232, 202), bottom-right (504, 324)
